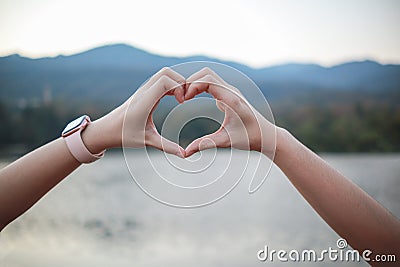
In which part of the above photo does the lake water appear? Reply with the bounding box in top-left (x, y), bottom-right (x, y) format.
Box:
top-left (0, 152), bottom-right (399, 266)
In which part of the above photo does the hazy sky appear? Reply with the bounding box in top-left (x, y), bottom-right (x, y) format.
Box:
top-left (0, 0), bottom-right (399, 67)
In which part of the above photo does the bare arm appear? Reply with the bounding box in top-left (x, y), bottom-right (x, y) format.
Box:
top-left (0, 117), bottom-right (117, 230)
top-left (0, 67), bottom-right (186, 231)
top-left (184, 67), bottom-right (400, 266)
top-left (0, 138), bottom-right (80, 230)
top-left (274, 128), bottom-right (400, 265)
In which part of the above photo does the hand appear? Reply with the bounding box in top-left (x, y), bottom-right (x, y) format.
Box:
top-left (83, 67), bottom-right (186, 157)
top-left (183, 68), bottom-right (276, 159)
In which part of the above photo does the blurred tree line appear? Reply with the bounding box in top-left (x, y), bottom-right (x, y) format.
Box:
top-left (0, 100), bottom-right (106, 156)
top-left (274, 102), bottom-right (400, 152)
top-left (0, 97), bottom-right (399, 156)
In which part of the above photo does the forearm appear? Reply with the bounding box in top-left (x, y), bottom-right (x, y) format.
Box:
top-left (0, 138), bottom-right (80, 230)
top-left (0, 68), bottom-right (183, 232)
top-left (0, 115), bottom-right (117, 231)
top-left (271, 128), bottom-right (400, 260)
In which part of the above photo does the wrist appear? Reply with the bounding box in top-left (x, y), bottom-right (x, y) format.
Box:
top-left (273, 127), bottom-right (296, 164)
top-left (81, 114), bottom-right (122, 154)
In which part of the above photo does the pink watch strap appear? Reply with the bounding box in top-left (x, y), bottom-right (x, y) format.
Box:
top-left (64, 120), bottom-right (105, 163)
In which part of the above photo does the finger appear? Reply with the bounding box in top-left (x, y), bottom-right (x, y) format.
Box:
top-left (215, 99), bottom-right (226, 111)
top-left (144, 67), bottom-right (185, 90)
top-left (149, 134), bottom-right (185, 158)
top-left (165, 81), bottom-right (185, 103)
top-left (185, 67), bottom-right (225, 100)
top-left (150, 99), bottom-right (160, 114)
top-left (186, 67), bottom-right (245, 101)
top-left (173, 86), bottom-right (185, 103)
top-left (184, 129), bottom-right (229, 157)
top-left (188, 76), bottom-right (249, 116)
top-left (184, 74), bottom-right (219, 100)
top-left (186, 67), bottom-right (226, 85)
top-left (143, 75), bottom-right (185, 110)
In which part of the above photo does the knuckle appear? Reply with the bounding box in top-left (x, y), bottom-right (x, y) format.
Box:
top-left (201, 67), bottom-right (214, 75)
top-left (160, 67), bottom-right (185, 84)
top-left (174, 86), bottom-right (183, 93)
top-left (155, 75), bottom-right (172, 92)
top-left (204, 74), bottom-right (216, 83)
top-left (160, 67), bottom-right (170, 74)
top-left (157, 67), bottom-right (171, 78)
top-left (231, 97), bottom-right (241, 106)
top-left (159, 74), bottom-right (170, 83)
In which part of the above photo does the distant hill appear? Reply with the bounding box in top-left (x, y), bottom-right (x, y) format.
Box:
top-left (0, 43), bottom-right (399, 107)
top-left (1, 44), bottom-right (399, 153)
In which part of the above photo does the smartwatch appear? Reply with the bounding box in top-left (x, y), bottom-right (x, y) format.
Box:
top-left (61, 115), bottom-right (105, 163)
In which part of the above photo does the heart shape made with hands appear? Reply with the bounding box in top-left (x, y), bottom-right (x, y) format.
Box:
top-left (128, 66), bottom-right (275, 160)
top-left (121, 65), bottom-right (277, 206)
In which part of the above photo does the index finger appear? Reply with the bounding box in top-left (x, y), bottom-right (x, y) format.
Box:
top-left (139, 67), bottom-right (186, 103)
top-left (146, 67), bottom-right (186, 89)
top-left (185, 67), bottom-right (243, 101)
top-left (185, 74), bottom-right (243, 108)
top-left (142, 75), bottom-right (185, 110)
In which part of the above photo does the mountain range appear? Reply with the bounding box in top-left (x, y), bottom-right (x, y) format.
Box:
top-left (1, 44), bottom-right (399, 153)
top-left (0, 43), bottom-right (399, 107)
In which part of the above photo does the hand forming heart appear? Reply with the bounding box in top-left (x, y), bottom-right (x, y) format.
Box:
top-left (92, 67), bottom-right (276, 160)
top-left (184, 68), bottom-right (276, 159)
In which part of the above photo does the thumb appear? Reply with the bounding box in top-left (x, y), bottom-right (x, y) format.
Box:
top-left (185, 129), bottom-right (229, 157)
top-left (148, 134), bottom-right (185, 158)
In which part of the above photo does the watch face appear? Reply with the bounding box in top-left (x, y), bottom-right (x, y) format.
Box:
top-left (62, 115), bottom-right (88, 136)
